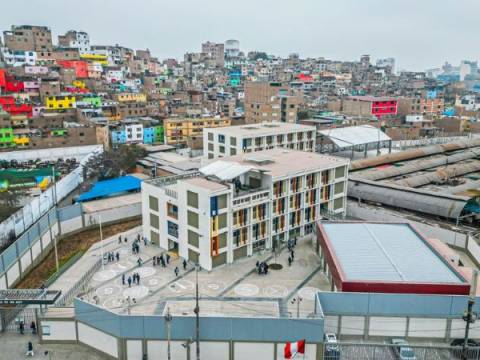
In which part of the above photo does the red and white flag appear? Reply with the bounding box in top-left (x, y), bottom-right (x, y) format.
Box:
top-left (284, 339), bottom-right (305, 359)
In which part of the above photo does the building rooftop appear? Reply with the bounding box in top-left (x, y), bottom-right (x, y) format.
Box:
top-left (319, 125), bottom-right (391, 148)
top-left (223, 148), bottom-right (349, 178)
top-left (183, 177), bottom-right (229, 192)
top-left (204, 122), bottom-right (315, 137)
top-left (347, 95), bottom-right (397, 102)
top-left (320, 222), bottom-right (466, 285)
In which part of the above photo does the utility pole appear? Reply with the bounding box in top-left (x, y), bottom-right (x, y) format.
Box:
top-left (165, 307), bottom-right (172, 360)
top-left (194, 263), bottom-right (200, 360)
top-left (462, 270), bottom-right (478, 360)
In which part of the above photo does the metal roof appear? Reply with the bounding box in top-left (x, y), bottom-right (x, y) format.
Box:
top-left (76, 175), bottom-right (141, 202)
top-left (321, 223), bottom-right (464, 284)
top-left (319, 125), bottom-right (391, 148)
top-left (199, 160), bottom-right (254, 181)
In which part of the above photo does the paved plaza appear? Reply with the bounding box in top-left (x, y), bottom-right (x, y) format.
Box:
top-left (74, 229), bottom-right (330, 319)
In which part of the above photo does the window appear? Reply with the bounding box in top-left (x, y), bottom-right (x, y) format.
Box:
top-left (218, 194), bottom-right (227, 209)
top-left (334, 197), bottom-right (344, 210)
top-left (188, 210), bottom-right (199, 228)
top-left (187, 191), bottom-right (198, 208)
top-left (335, 166), bottom-right (345, 179)
top-left (218, 134), bottom-right (225, 143)
top-left (219, 145), bottom-right (225, 154)
top-left (219, 232), bottom-right (227, 248)
top-left (150, 213), bottom-right (159, 229)
top-left (218, 213), bottom-right (227, 229)
top-left (150, 230), bottom-right (159, 245)
top-left (208, 143), bottom-right (214, 151)
top-left (188, 230), bottom-right (200, 248)
top-left (334, 181), bottom-right (344, 195)
top-left (167, 203), bottom-right (178, 219)
top-left (167, 221), bottom-right (179, 238)
top-left (149, 196), bottom-right (159, 211)
top-left (230, 137), bottom-right (236, 146)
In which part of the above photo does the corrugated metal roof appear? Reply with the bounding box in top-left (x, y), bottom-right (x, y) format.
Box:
top-left (77, 175), bottom-right (141, 202)
top-left (200, 160), bottom-right (254, 181)
top-left (322, 223), bottom-right (464, 284)
top-left (319, 125), bottom-right (391, 148)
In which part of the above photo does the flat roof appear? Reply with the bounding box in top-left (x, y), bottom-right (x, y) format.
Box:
top-left (347, 96), bottom-right (396, 102)
top-left (319, 125), bottom-right (391, 148)
top-left (204, 122), bottom-right (316, 137)
top-left (320, 222), bottom-right (466, 285)
top-left (225, 148), bottom-right (349, 178)
top-left (183, 177), bottom-right (229, 192)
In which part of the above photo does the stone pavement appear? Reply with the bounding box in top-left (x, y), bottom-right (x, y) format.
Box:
top-left (0, 332), bottom-right (107, 360)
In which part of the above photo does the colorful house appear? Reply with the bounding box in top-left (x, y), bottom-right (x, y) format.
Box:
top-left (46, 95), bottom-right (76, 109)
top-left (57, 60), bottom-right (89, 78)
top-left (0, 96), bottom-right (32, 117)
top-left (0, 128), bottom-right (14, 148)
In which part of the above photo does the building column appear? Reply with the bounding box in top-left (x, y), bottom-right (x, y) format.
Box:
top-left (364, 316), bottom-right (370, 340)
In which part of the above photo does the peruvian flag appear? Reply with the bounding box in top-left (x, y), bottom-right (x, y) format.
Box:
top-left (284, 339), bottom-right (305, 359)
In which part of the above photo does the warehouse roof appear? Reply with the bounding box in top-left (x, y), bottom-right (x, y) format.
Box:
top-left (77, 175), bottom-right (141, 202)
top-left (320, 222), bottom-right (465, 284)
top-left (319, 125), bottom-right (391, 148)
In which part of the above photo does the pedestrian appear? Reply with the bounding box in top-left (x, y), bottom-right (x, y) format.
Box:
top-left (124, 236), bottom-right (128, 243)
top-left (143, 237), bottom-right (147, 246)
top-left (137, 258), bottom-right (142, 267)
top-left (19, 321), bottom-right (24, 335)
top-left (137, 273), bottom-right (141, 284)
top-left (160, 256), bottom-right (166, 268)
top-left (291, 250), bottom-right (295, 261)
top-left (294, 237), bottom-right (297, 246)
top-left (152, 256), bottom-right (156, 266)
top-left (166, 253), bottom-right (171, 264)
top-left (288, 256), bottom-right (292, 266)
top-left (256, 261), bottom-right (259, 268)
top-left (26, 341), bottom-right (34, 357)
top-left (116, 252), bottom-right (120, 262)
top-left (122, 273), bottom-right (125, 285)
top-left (128, 276), bottom-right (132, 287)
top-left (30, 321), bottom-right (36, 335)
top-left (118, 235), bottom-right (122, 244)
top-left (137, 234), bottom-right (140, 242)
top-left (183, 259), bottom-right (187, 270)
top-left (174, 267), bottom-right (179, 277)
top-left (265, 263), bottom-right (269, 275)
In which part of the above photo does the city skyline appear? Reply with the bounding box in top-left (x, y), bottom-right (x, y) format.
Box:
top-left (0, 0), bottom-right (478, 71)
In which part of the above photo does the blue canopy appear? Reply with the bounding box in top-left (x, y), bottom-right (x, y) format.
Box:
top-left (77, 175), bottom-right (141, 202)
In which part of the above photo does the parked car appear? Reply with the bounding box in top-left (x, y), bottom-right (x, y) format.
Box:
top-left (450, 338), bottom-right (480, 359)
top-left (324, 333), bottom-right (341, 360)
top-left (391, 339), bottom-right (416, 360)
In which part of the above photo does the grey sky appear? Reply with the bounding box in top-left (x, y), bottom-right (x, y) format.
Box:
top-left (0, 0), bottom-right (478, 71)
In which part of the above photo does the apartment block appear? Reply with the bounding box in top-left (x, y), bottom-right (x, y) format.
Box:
top-left (142, 149), bottom-right (349, 270)
top-left (58, 30), bottom-right (90, 54)
top-left (244, 81), bottom-right (300, 123)
top-left (163, 117), bottom-right (231, 146)
top-left (342, 96), bottom-right (398, 117)
top-left (203, 122), bottom-right (316, 159)
top-left (45, 95), bottom-right (76, 110)
top-left (3, 25), bottom-right (53, 52)
top-left (201, 41), bottom-right (224, 68)
top-left (397, 97), bottom-right (445, 117)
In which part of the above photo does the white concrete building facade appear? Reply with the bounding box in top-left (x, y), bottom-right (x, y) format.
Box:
top-left (142, 149), bottom-right (349, 270)
top-left (203, 122), bottom-right (316, 159)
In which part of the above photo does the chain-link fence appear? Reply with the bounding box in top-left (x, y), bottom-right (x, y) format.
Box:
top-left (324, 342), bottom-right (480, 360)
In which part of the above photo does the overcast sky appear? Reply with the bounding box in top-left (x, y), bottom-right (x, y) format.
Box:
top-left (1, 0), bottom-right (478, 71)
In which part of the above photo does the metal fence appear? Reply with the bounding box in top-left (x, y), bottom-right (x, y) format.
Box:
top-left (324, 342), bottom-right (480, 360)
top-left (0, 307), bottom-right (37, 332)
top-left (55, 258), bottom-right (102, 307)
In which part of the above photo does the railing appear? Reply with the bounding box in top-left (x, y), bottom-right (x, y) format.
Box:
top-left (164, 188), bottom-right (178, 199)
top-left (149, 171), bottom-right (200, 187)
top-left (55, 258), bottom-right (102, 307)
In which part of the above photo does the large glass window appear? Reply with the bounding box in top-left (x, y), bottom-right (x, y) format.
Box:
top-left (188, 210), bottom-right (199, 228)
top-left (167, 203), bottom-right (178, 219)
top-left (218, 194), bottom-right (228, 209)
top-left (167, 221), bottom-right (179, 238)
top-left (187, 191), bottom-right (198, 208)
top-left (218, 213), bottom-right (227, 229)
top-left (335, 166), bottom-right (345, 179)
top-left (334, 181), bottom-right (344, 195)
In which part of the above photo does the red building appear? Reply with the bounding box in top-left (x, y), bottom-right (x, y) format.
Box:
top-left (0, 69), bottom-right (6, 90)
top-left (3, 75), bottom-right (25, 93)
top-left (57, 60), bottom-right (89, 78)
top-left (343, 96), bottom-right (398, 118)
top-left (0, 96), bottom-right (33, 117)
top-left (316, 222), bottom-right (470, 296)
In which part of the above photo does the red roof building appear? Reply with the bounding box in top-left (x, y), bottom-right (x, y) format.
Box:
top-left (0, 96), bottom-right (33, 117)
top-left (57, 60), bottom-right (88, 78)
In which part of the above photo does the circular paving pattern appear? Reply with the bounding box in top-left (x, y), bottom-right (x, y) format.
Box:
top-left (234, 284), bottom-right (260, 297)
top-left (95, 284), bottom-right (122, 297)
top-left (92, 269), bottom-right (117, 282)
top-left (122, 285), bottom-right (149, 299)
top-left (168, 279), bottom-right (194, 293)
top-left (136, 267), bottom-right (156, 278)
top-left (113, 260), bottom-right (135, 271)
top-left (264, 285), bottom-right (288, 297)
top-left (103, 297), bottom-right (124, 310)
top-left (298, 286), bottom-right (321, 300)
top-left (202, 281), bottom-right (225, 293)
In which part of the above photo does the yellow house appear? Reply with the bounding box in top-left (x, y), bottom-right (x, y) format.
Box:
top-left (72, 80), bottom-right (86, 89)
top-left (80, 53), bottom-right (108, 65)
top-left (13, 134), bottom-right (29, 147)
top-left (115, 93), bottom-right (147, 103)
top-left (164, 117), bottom-right (231, 145)
top-left (46, 95), bottom-right (76, 109)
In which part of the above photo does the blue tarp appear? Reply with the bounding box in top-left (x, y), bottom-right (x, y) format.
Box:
top-left (77, 175), bottom-right (141, 202)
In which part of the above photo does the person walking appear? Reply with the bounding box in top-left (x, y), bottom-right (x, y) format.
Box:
top-left (166, 253), bottom-right (171, 264)
top-left (30, 321), bottom-right (36, 335)
top-left (118, 235), bottom-right (122, 244)
top-left (137, 258), bottom-right (142, 267)
top-left (19, 321), bottom-right (24, 335)
top-left (288, 256), bottom-right (292, 267)
top-left (291, 250), bottom-right (295, 261)
top-left (183, 259), bottom-right (187, 270)
top-left (160, 255), bottom-right (166, 268)
top-left (137, 273), bottom-right (141, 285)
top-left (122, 273), bottom-right (126, 285)
top-left (26, 341), bottom-right (34, 357)
top-left (174, 267), bottom-right (179, 277)
top-left (128, 276), bottom-right (132, 287)
top-left (116, 252), bottom-right (120, 262)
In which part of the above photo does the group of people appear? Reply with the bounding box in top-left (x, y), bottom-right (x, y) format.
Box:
top-left (123, 272), bottom-right (141, 287)
top-left (106, 251), bottom-right (120, 263)
top-left (19, 320), bottom-right (36, 335)
top-left (256, 261), bottom-right (269, 275)
top-left (152, 253), bottom-right (170, 267)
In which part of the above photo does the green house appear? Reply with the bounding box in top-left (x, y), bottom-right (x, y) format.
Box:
top-left (51, 129), bottom-right (68, 137)
top-left (154, 126), bottom-right (164, 143)
top-left (0, 128), bottom-right (14, 148)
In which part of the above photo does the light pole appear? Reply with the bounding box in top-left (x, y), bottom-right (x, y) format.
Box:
top-left (51, 167), bottom-right (59, 272)
top-left (462, 270), bottom-right (478, 360)
top-left (182, 338), bottom-right (193, 360)
top-left (194, 263), bottom-right (200, 360)
top-left (291, 296), bottom-right (303, 318)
